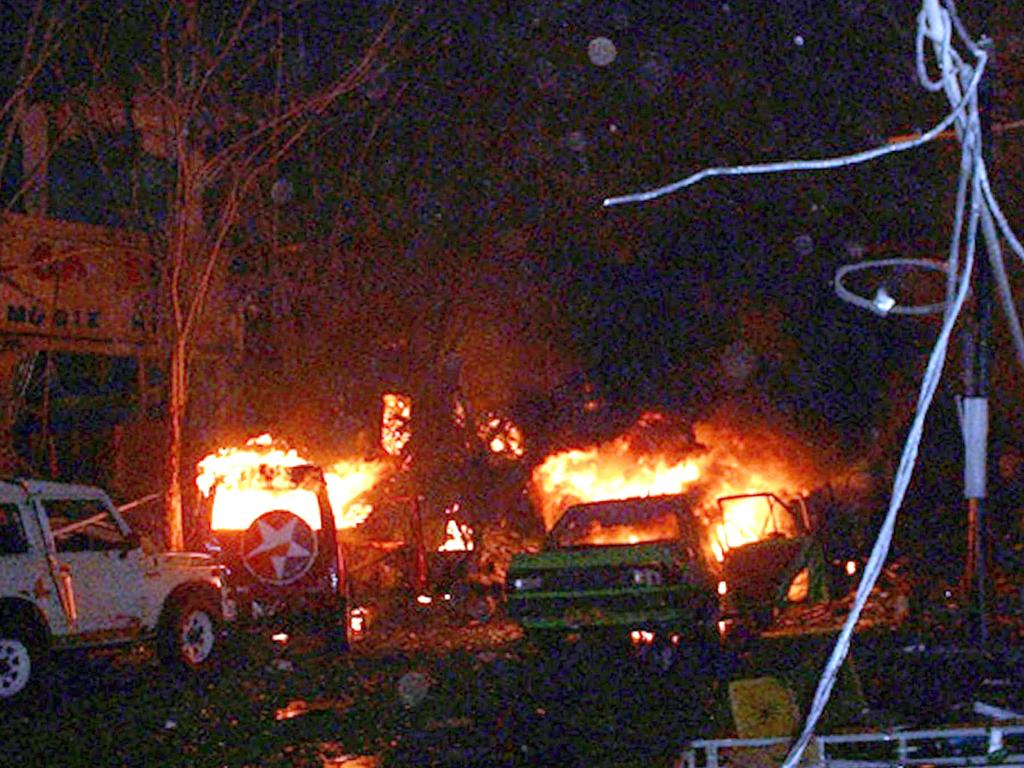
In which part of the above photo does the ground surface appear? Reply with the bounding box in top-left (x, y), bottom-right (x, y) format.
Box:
top-left (2, 603), bottom-right (1020, 768)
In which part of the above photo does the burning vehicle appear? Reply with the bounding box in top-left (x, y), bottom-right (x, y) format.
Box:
top-left (507, 411), bottom-right (844, 662)
top-left (195, 435), bottom-right (388, 646)
top-left (710, 493), bottom-right (829, 633)
top-left (506, 493), bottom-right (720, 664)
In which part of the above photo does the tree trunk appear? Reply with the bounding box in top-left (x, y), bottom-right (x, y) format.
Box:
top-left (164, 338), bottom-right (188, 551)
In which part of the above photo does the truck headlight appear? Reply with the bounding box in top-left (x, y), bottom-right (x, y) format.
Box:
top-left (630, 567), bottom-right (663, 587)
top-left (511, 575), bottom-right (543, 591)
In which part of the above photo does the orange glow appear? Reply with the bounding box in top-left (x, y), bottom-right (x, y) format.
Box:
top-left (479, 415), bottom-right (525, 458)
top-left (630, 629), bottom-right (655, 645)
top-left (438, 517), bottom-right (475, 551)
top-left (197, 434), bottom-right (387, 531)
top-left (569, 514), bottom-right (680, 547)
top-left (349, 607), bottom-right (367, 636)
top-left (381, 393), bottom-right (412, 457)
top-left (532, 433), bottom-right (702, 531)
top-left (709, 494), bottom-right (802, 560)
top-left (787, 568), bottom-right (810, 602)
top-left (531, 411), bottom-right (824, 556)
top-left (845, 559), bottom-right (858, 576)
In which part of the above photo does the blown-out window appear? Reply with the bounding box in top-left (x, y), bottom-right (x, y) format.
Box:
top-left (0, 503), bottom-right (28, 555)
top-left (46, 497), bottom-right (129, 553)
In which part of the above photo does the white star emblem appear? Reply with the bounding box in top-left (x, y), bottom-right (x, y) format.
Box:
top-left (247, 517), bottom-right (312, 580)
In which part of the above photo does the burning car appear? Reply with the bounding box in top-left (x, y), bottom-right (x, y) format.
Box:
top-left (506, 493), bottom-right (720, 667)
top-left (201, 463), bottom-right (347, 645)
top-left (195, 435), bottom-right (388, 647)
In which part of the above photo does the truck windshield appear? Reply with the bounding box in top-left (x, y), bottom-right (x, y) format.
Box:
top-left (547, 496), bottom-right (686, 549)
top-left (715, 494), bottom-right (801, 550)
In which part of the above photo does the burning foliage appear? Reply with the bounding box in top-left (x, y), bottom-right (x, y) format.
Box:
top-left (478, 414), bottom-right (525, 459)
top-left (196, 434), bottom-right (389, 530)
top-left (381, 394), bottom-right (412, 458)
top-left (438, 502), bottom-right (475, 551)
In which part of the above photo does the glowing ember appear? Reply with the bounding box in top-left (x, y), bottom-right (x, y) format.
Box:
top-left (349, 607), bottom-right (368, 637)
top-left (478, 414), bottom-right (525, 458)
top-left (437, 502), bottom-right (474, 551)
top-left (381, 393), bottom-right (412, 457)
top-left (439, 518), bottom-right (475, 551)
top-left (556, 511), bottom-right (681, 548)
top-left (197, 434), bottom-right (387, 531)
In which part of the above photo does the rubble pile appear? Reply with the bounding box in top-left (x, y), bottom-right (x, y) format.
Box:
top-left (769, 565), bottom-right (912, 636)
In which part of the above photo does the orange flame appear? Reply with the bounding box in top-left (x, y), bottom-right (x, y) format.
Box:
top-left (437, 503), bottom-right (475, 551)
top-left (572, 514), bottom-right (681, 547)
top-left (197, 434), bottom-right (388, 531)
top-left (479, 415), bottom-right (525, 458)
top-left (531, 433), bottom-right (702, 531)
top-left (381, 394), bottom-right (412, 457)
top-left (531, 412), bottom-right (824, 553)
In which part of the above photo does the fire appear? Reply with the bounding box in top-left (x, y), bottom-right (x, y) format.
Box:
top-left (531, 411), bottom-right (825, 554)
top-left (531, 433), bottom-right (702, 531)
top-left (479, 414), bottom-right (525, 458)
top-left (573, 515), bottom-right (680, 547)
top-left (381, 393), bottom-right (412, 457)
top-left (197, 434), bottom-right (388, 531)
top-left (439, 518), bottom-right (475, 551)
top-left (438, 502), bottom-right (474, 551)
top-left (708, 494), bottom-right (803, 562)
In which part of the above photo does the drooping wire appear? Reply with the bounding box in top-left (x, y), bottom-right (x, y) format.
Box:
top-left (598, 1), bottom-right (1024, 766)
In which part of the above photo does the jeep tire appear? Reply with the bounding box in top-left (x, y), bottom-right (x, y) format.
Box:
top-left (0, 623), bottom-right (42, 703)
top-left (157, 591), bottom-right (221, 671)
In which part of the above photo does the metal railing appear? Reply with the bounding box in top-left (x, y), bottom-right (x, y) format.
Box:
top-left (681, 723), bottom-right (1024, 767)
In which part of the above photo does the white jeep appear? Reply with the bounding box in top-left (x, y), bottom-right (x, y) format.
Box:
top-left (0, 479), bottom-right (235, 702)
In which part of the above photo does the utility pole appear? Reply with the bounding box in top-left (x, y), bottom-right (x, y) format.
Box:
top-left (962, 36), bottom-right (994, 651)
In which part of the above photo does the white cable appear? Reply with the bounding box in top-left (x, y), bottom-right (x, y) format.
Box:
top-left (599, 4), bottom-right (1023, 764)
top-left (834, 258), bottom-right (949, 316)
top-left (782, 6), bottom-right (992, 764)
top-left (980, 205), bottom-right (1024, 370)
top-left (600, 2), bottom-right (1024, 765)
top-left (602, 56), bottom-right (984, 208)
top-left (782, 136), bottom-right (983, 768)
top-left (915, 8), bottom-right (954, 92)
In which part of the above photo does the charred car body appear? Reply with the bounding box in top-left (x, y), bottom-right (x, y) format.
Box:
top-left (506, 494), bottom-right (720, 662)
top-left (202, 464), bottom-right (347, 647)
top-left (713, 492), bottom-right (829, 634)
top-left (506, 491), bottom-right (837, 666)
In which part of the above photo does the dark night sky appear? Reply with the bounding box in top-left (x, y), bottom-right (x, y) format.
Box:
top-left (215, 0), bottom-right (1024, 471)
top-left (4, 0), bottom-right (1024, 499)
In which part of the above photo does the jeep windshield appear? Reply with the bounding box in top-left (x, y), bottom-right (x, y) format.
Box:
top-left (546, 495), bottom-right (691, 549)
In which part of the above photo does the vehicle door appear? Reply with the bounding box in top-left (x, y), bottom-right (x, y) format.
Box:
top-left (0, 501), bottom-right (63, 624)
top-left (40, 495), bottom-right (144, 637)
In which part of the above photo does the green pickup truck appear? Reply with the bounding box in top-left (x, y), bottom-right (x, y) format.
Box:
top-left (507, 491), bottom-right (832, 668)
top-left (506, 494), bottom-right (720, 666)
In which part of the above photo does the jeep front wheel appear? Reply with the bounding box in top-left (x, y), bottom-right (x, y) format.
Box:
top-left (157, 593), bottom-right (220, 671)
top-left (0, 630), bottom-right (36, 702)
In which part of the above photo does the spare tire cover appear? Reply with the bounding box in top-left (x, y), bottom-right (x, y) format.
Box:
top-left (240, 509), bottom-right (319, 586)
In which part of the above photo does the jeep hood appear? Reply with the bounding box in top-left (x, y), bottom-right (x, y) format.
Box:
top-left (149, 551), bottom-right (219, 570)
